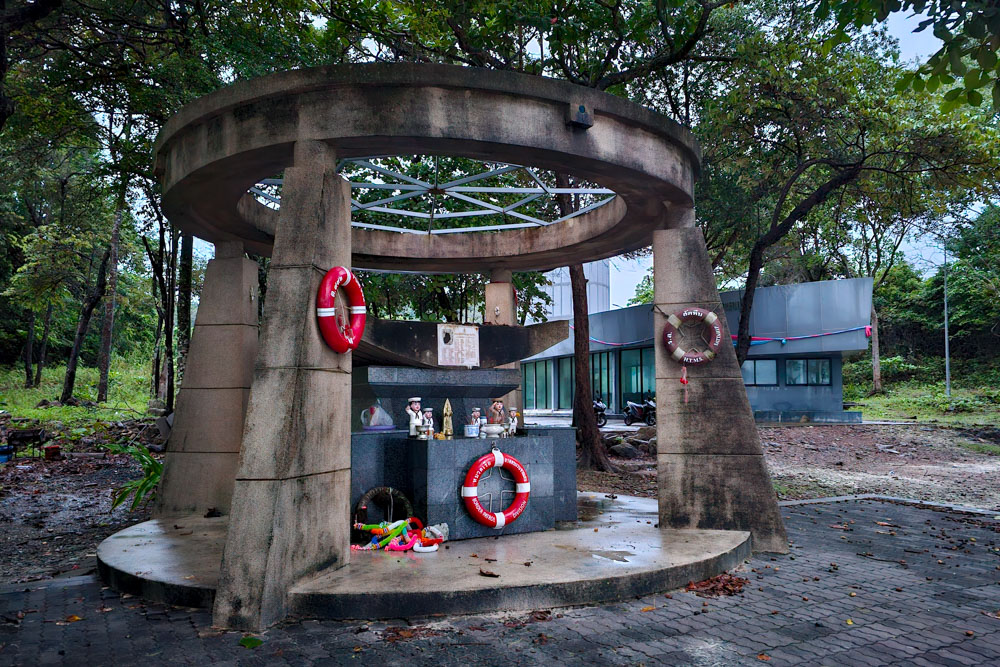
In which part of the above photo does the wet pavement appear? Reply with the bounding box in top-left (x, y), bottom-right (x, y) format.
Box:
top-left (2, 498), bottom-right (999, 665)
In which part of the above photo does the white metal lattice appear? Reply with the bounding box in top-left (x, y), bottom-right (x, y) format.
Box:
top-left (249, 157), bottom-right (616, 234)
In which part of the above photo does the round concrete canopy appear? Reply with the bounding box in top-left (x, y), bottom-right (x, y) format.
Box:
top-left (154, 63), bottom-right (701, 272)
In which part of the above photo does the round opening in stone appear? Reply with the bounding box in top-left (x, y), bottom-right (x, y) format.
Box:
top-left (250, 155), bottom-right (617, 235)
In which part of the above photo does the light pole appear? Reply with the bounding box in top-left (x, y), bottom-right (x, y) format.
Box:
top-left (943, 243), bottom-right (951, 398)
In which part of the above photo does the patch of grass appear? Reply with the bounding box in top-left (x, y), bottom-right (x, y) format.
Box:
top-left (856, 383), bottom-right (1000, 426)
top-left (0, 355), bottom-right (151, 427)
top-left (957, 440), bottom-right (1000, 456)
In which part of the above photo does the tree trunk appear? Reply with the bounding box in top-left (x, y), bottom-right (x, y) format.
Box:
top-left (570, 263), bottom-right (614, 471)
top-left (23, 310), bottom-right (35, 388)
top-left (33, 302), bottom-right (52, 386)
top-left (62, 251), bottom-right (110, 403)
top-left (870, 304), bottom-right (883, 395)
top-left (165, 230), bottom-right (178, 411)
top-left (176, 232), bottom-right (193, 379)
top-left (735, 241), bottom-right (766, 365)
top-left (97, 205), bottom-right (124, 402)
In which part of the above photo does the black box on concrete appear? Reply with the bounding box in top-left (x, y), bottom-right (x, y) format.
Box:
top-left (350, 427), bottom-right (577, 540)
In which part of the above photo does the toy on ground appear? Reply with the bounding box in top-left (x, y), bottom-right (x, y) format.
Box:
top-left (351, 516), bottom-right (446, 553)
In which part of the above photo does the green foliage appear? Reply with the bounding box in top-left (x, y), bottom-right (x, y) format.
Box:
top-left (0, 357), bottom-right (150, 426)
top-left (819, 1), bottom-right (1000, 111)
top-left (100, 440), bottom-right (162, 511)
top-left (628, 268), bottom-right (654, 306)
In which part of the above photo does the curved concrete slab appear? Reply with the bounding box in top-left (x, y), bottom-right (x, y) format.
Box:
top-left (153, 64), bottom-right (700, 271)
top-left (97, 494), bottom-right (750, 619)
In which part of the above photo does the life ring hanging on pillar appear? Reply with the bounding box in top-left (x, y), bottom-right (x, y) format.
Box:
top-left (661, 306), bottom-right (723, 366)
top-left (316, 266), bottom-right (366, 353)
top-left (461, 447), bottom-right (530, 529)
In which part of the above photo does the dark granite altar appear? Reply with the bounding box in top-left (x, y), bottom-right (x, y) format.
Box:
top-left (350, 428), bottom-right (577, 540)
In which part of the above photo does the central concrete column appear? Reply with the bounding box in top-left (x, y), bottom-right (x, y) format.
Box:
top-left (156, 241), bottom-right (258, 517)
top-left (484, 269), bottom-right (521, 413)
top-left (653, 208), bottom-right (787, 553)
top-left (213, 141), bottom-right (353, 630)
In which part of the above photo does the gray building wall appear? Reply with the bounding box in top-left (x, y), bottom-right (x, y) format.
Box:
top-left (524, 278), bottom-right (873, 420)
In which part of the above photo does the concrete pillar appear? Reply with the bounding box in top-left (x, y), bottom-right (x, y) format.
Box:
top-left (652, 214), bottom-right (788, 553)
top-left (213, 141), bottom-right (353, 630)
top-left (156, 241), bottom-right (258, 517)
top-left (485, 269), bottom-right (522, 413)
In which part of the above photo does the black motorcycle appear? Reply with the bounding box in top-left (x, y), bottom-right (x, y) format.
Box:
top-left (623, 394), bottom-right (656, 426)
top-left (593, 395), bottom-right (608, 428)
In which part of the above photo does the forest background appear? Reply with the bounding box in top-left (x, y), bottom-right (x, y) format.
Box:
top-left (0, 0), bottom-right (998, 449)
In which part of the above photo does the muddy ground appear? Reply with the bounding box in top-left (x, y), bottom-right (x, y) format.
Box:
top-left (1, 422), bottom-right (998, 585)
top-left (579, 423), bottom-right (1000, 511)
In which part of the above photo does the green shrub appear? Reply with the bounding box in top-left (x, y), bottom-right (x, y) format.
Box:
top-left (100, 442), bottom-right (162, 511)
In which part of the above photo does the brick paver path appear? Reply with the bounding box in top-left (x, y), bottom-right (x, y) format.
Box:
top-left (2, 499), bottom-right (999, 665)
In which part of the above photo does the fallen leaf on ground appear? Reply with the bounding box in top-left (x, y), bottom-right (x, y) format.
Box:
top-left (640, 606), bottom-right (655, 612)
top-left (846, 619), bottom-right (854, 625)
top-left (65, 615), bottom-right (82, 622)
top-left (757, 654), bottom-right (771, 661)
top-left (685, 573), bottom-right (749, 597)
top-left (479, 568), bottom-right (500, 578)
top-left (239, 636), bottom-right (263, 649)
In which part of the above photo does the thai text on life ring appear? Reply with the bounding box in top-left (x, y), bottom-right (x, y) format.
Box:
top-left (661, 306), bottom-right (723, 366)
top-left (316, 266), bottom-right (366, 353)
top-left (461, 448), bottom-right (530, 529)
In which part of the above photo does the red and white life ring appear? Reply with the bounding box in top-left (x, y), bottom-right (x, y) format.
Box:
top-left (662, 306), bottom-right (723, 366)
top-left (316, 266), bottom-right (366, 354)
top-left (461, 448), bottom-right (530, 529)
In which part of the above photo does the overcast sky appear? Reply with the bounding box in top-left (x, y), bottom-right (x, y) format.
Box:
top-left (609, 12), bottom-right (946, 308)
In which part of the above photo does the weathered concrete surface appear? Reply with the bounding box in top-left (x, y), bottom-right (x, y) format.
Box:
top-left (486, 273), bottom-right (522, 413)
top-left (153, 63), bottom-right (700, 272)
top-left (156, 250), bottom-right (258, 517)
top-left (213, 141), bottom-right (353, 631)
top-left (653, 226), bottom-right (788, 553)
top-left (353, 318), bottom-right (568, 369)
top-left (96, 494), bottom-right (749, 619)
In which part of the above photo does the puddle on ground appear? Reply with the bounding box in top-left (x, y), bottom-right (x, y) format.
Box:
top-left (553, 544), bottom-right (632, 562)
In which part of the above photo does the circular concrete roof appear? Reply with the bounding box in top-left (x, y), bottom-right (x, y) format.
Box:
top-left (154, 64), bottom-right (701, 272)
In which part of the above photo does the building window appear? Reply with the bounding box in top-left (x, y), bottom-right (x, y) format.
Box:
top-left (591, 351), bottom-right (612, 410)
top-left (619, 347), bottom-right (654, 407)
top-left (785, 358), bottom-right (831, 386)
top-left (741, 359), bottom-right (778, 386)
top-left (523, 360), bottom-right (553, 409)
top-left (558, 357), bottom-right (574, 410)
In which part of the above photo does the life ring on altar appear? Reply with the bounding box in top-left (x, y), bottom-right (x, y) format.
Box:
top-left (316, 266), bottom-right (366, 353)
top-left (462, 447), bottom-right (530, 529)
top-left (661, 306), bottom-right (723, 366)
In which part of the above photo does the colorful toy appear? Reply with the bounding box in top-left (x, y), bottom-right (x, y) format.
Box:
top-left (351, 516), bottom-right (445, 553)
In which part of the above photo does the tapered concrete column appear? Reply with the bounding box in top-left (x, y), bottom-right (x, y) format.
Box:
top-left (156, 241), bottom-right (258, 517)
top-left (653, 216), bottom-right (787, 553)
top-left (485, 269), bottom-right (522, 413)
top-left (213, 141), bottom-right (353, 630)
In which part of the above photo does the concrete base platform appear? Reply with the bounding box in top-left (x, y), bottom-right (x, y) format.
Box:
top-left (98, 494), bottom-right (750, 620)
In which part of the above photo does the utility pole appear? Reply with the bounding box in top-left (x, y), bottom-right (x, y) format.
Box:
top-left (943, 243), bottom-right (951, 398)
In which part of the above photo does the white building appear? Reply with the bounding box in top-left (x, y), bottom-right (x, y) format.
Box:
top-left (532, 259), bottom-right (610, 322)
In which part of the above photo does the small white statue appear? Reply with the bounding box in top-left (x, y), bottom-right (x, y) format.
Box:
top-left (405, 396), bottom-right (422, 437)
top-left (422, 407), bottom-right (435, 438)
top-left (508, 409), bottom-right (518, 436)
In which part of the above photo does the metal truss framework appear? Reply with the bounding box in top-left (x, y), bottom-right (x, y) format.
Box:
top-left (250, 157), bottom-right (617, 235)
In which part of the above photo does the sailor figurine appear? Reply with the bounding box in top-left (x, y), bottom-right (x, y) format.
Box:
top-left (421, 407), bottom-right (435, 439)
top-left (405, 396), bottom-right (422, 437)
top-left (469, 407), bottom-right (482, 425)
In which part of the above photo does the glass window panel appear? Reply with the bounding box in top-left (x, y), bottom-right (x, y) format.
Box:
top-left (786, 359), bottom-right (806, 385)
top-left (755, 360), bottom-right (777, 385)
top-left (741, 360), bottom-right (755, 385)
top-left (818, 359), bottom-right (831, 385)
top-left (558, 357), bottom-right (573, 409)
top-left (641, 347), bottom-right (655, 399)
top-left (537, 360), bottom-right (549, 409)
top-left (620, 349), bottom-right (642, 406)
top-left (524, 362), bottom-right (535, 409)
top-left (807, 359), bottom-right (820, 385)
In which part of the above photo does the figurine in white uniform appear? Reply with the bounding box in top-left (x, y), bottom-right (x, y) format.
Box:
top-left (405, 397), bottom-right (422, 437)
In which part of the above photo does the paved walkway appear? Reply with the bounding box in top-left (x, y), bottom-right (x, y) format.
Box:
top-left (2, 499), bottom-right (999, 665)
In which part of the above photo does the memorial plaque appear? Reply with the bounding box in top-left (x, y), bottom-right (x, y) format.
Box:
top-left (438, 324), bottom-right (479, 368)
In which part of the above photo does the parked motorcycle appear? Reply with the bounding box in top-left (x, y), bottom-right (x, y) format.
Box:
top-left (593, 395), bottom-right (608, 428)
top-left (623, 394), bottom-right (656, 426)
